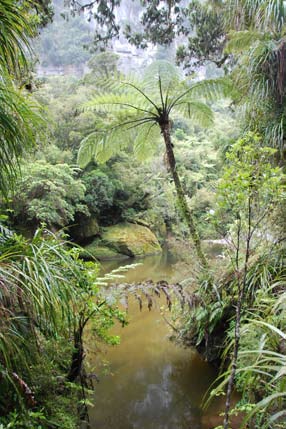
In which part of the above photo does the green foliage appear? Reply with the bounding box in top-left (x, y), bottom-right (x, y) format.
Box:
top-left (0, 336), bottom-right (79, 428)
top-left (226, 0), bottom-right (286, 33)
top-left (32, 65), bottom-right (234, 240)
top-left (175, 132), bottom-right (286, 428)
top-left (82, 169), bottom-right (117, 220)
top-left (214, 132), bottom-right (285, 240)
top-left (34, 75), bottom-right (98, 155)
top-left (209, 248), bottom-right (286, 428)
top-left (224, 1), bottom-right (286, 151)
top-left (36, 143), bottom-right (73, 165)
top-left (11, 161), bottom-right (88, 228)
top-left (0, 78), bottom-right (41, 196)
top-left (176, 0), bottom-right (226, 73)
top-left (0, 227), bottom-right (128, 425)
top-left (0, 1), bottom-right (41, 196)
top-left (0, 0), bottom-right (34, 75)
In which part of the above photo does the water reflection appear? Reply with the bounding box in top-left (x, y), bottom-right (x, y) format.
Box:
top-left (99, 249), bottom-right (179, 283)
top-left (87, 251), bottom-right (223, 429)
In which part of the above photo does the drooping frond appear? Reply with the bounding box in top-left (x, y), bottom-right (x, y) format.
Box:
top-left (0, 228), bottom-right (89, 390)
top-left (133, 123), bottom-right (162, 161)
top-left (78, 125), bottom-right (136, 167)
top-left (78, 132), bottom-right (103, 168)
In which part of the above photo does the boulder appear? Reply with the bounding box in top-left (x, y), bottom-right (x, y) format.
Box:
top-left (82, 242), bottom-right (128, 261)
top-left (72, 217), bottom-right (99, 241)
top-left (101, 222), bottom-right (162, 257)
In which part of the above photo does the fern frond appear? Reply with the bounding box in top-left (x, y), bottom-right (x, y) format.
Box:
top-left (78, 124), bottom-right (136, 166)
top-left (189, 78), bottom-right (234, 100)
top-left (78, 61), bottom-right (229, 169)
top-left (143, 60), bottom-right (183, 95)
top-left (133, 123), bottom-right (161, 161)
top-left (84, 88), bottom-right (158, 117)
top-left (77, 132), bottom-right (102, 168)
top-left (174, 101), bottom-right (214, 127)
top-left (169, 78), bottom-right (234, 112)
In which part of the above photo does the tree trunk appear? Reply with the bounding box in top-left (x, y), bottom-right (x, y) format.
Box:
top-left (67, 326), bottom-right (84, 382)
top-left (223, 199), bottom-right (251, 429)
top-left (160, 121), bottom-right (208, 269)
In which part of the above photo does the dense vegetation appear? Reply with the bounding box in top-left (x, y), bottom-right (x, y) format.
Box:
top-left (0, 1), bottom-right (286, 428)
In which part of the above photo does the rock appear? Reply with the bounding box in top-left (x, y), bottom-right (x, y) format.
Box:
top-left (129, 218), bottom-right (150, 228)
top-left (82, 242), bottom-right (128, 261)
top-left (72, 217), bottom-right (99, 241)
top-left (101, 222), bottom-right (162, 257)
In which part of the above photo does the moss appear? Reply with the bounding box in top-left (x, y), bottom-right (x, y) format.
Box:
top-left (82, 242), bottom-right (128, 261)
top-left (101, 222), bottom-right (162, 257)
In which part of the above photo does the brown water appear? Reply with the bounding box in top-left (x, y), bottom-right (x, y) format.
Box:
top-left (87, 251), bottom-right (232, 429)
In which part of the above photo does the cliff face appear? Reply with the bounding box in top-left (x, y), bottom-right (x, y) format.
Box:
top-left (35, 0), bottom-right (168, 78)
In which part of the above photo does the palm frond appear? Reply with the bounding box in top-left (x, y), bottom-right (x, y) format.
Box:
top-left (0, 78), bottom-right (41, 195)
top-left (0, 0), bottom-right (34, 75)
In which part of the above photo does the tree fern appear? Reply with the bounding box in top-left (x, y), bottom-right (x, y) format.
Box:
top-left (78, 62), bottom-right (231, 167)
top-left (78, 61), bottom-right (231, 267)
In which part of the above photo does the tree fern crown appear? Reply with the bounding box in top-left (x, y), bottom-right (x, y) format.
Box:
top-left (78, 61), bottom-right (231, 168)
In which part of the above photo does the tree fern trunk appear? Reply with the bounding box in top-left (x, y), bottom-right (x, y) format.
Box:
top-left (67, 326), bottom-right (84, 382)
top-left (160, 122), bottom-right (208, 269)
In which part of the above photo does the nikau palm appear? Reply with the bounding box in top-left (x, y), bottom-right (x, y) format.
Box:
top-left (78, 62), bottom-right (229, 267)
